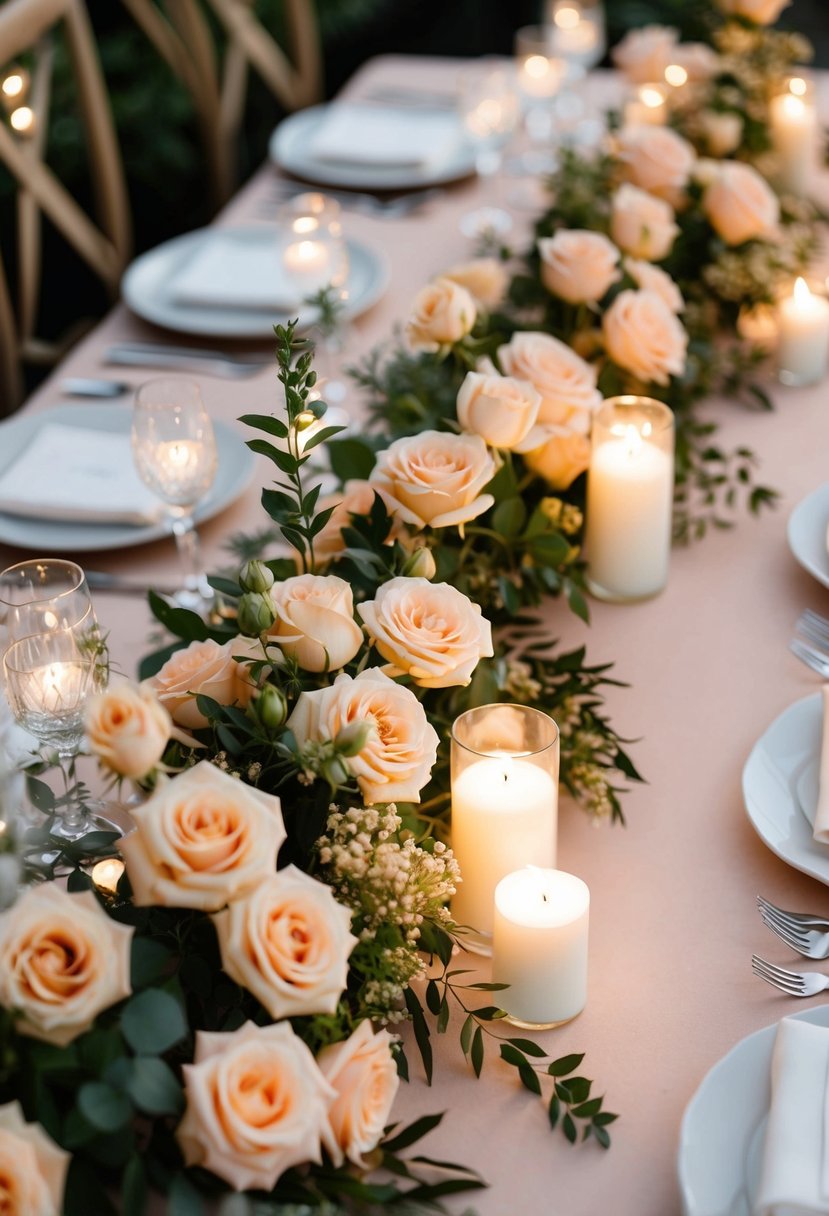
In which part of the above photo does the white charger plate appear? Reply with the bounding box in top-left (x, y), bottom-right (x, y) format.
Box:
top-left (268, 104), bottom-right (476, 191)
top-left (787, 483), bottom-right (829, 590)
top-left (121, 228), bottom-right (389, 338)
top-left (0, 404), bottom-right (254, 552)
top-left (678, 1006), bottom-right (829, 1216)
top-left (742, 693), bottom-right (829, 885)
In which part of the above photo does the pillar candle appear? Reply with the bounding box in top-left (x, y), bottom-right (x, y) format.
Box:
top-left (623, 83), bottom-right (668, 126)
top-left (770, 79), bottom-right (817, 197)
top-left (777, 277), bottom-right (829, 387)
top-left (492, 867), bottom-right (589, 1027)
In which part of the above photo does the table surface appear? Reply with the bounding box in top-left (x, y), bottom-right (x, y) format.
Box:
top-left (7, 54), bottom-right (829, 1216)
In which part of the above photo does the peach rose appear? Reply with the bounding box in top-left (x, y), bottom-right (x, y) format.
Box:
top-left (358, 577), bottom-right (493, 689)
top-left (149, 637), bottom-right (261, 730)
top-left (268, 574), bottom-right (363, 673)
top-left (443, 258), bottom-right (509, 311)
top-left (674, 42), bottom-right (719, 81)
top-left (624, 258), bottom-right (684, 313)
top-left (616, 125), bottom-right (696, 206)
top-left (703, 161), bottom-right (780, 245)
top-left (0, 885), bottom-right (132, 1046)
top-left (314, 480), bottom-right (399, 563)
top-left (603, 289), bottom-right (688, 384)
top-left (371, 431), bottom-right (496, 531)
top-left (610, 184), bottom-right (679, 261)
top-left (700, 111), bottom-right (743, 157)
top-left (406, 278), bottom-right (476, 352)
top-left (288, 669), bottom-right (439, 805)
top-left (212, 866), bottom-right (357, 1019)
top-left (494, 332), bottom-right (601, 449)
top-left (717, 0), bottom-right (789, 23)
top-left (456, 371), bottom-right (541, 450)
top-left (537, 230), bottom-right (621, 304)
top-left (177, 1021), bottom-right (335, 1192)
top-left (0, 1103), bottom-right (69, 1216)
top-left (319, 1021), bottom-right (399, 1168)
top-left (84, 680), bottom-right (171, 780)
top-left (522, 427), bottom-right (592, 490)
top-left (119, 760), bottom-right (285, 911)
top-left (612, 24), bottom-right (678, 83)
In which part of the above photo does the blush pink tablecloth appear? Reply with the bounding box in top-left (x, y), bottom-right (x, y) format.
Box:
top-left (7, 55), bottom-right (829, 1216)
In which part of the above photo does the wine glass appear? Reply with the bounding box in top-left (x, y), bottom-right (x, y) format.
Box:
top-left (544, 0), bottom-right (608, 145)
top-left (457, 65), bottom-right (521, 240)
top-left (514, 27), bottom-right (567, 175)
top-left (131, 379), bottom-right (218, 613)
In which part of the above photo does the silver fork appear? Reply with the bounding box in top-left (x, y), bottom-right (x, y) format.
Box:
top-left (789, 636), bottom-right (829, 678)
top-left (757, 894), bottom-right (829, 931)
top-left (752, 954), bottom-right (829, 997)
top-left (761, 912), bottom-right (829, 959)
top-left (796, 608), bottom-right (829, 650)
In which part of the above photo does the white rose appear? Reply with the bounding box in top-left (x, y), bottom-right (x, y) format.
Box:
top-left (616, 124), bottom-right (696, 206)
top-left (268, 574), bottom-right (363, 673)
top-left (358, 577), bottom-right (493, 689)
top-left (288, 669), bottom-right (439, 805)
top-left (717, 0), bottom-right (790, 24)
top-left (537, 230), bottom-right (621, 304)
top-left (624, 258), bottom-right (684, 313)
top-left (674, 42), bottom-right (720, 81)
top-left (602, 289), bottom-right (688, 384)
top-left (370, 431), bottom-right (496, 531)
top-left (407, 278), bottom-right (477, 352)
top-left (703, 160), bottom-right (780, 245)
top-left (612, 24), bottom-right (678, 83)
top-left (700, 111), bottom-right (744, 157)
top-left (0, 1103), bottom-right (69, 1216)
top-left (443, 258), bottom-right (509, 311)
top-left (456, 371), bottom-right (541, 450)
top-left (319, 1021), bottom-right (400, 1168)
top-left (610, 183), bottom-right (679, 261)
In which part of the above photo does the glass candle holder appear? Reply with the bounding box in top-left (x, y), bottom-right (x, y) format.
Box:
top-left (623, 81), bottom-right (669, 126)
top-left (769, 73), bottom-right (817, 197)
top-left (544, 0), bottom-right (606, 72)
top-left (450, 704), bottom-right (559, 956)
top-left (492, 867), bottom-right (589, 1030)
top-left (0, 559), bottom-right (97, 643)
top-left (776, 276), bottom-right (829, 387)
top-left (277, 193), bottom-right (349, 300)
top-left (584, 396), bottom-right (674, 603)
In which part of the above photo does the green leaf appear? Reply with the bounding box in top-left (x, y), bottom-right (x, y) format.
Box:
top-left (238, 412), bottom-right (288, 438)
top-left (565, 1076), bottom-right (591, 1103)
top-left (328, 437), bottom-right (377, 481)
top-left (382, 1111), bottom-right (444, 1153)
top-left (492, 496), bottom-right (527, 538)
top-left (122, 1155), bottom-right (148, 1216)
top-left (125, 1057), bottom-right (184, 1116)
top-left (404, 987), bottom-right (433, 1085)
top-left (562, 1113), bottom-right (577, 1144)
top-left (548, 1052), bottom-right (584, 1077)
top-left (548, 1093), bottom-right (561, 1129)
top-left (572, 1097), bottom-right (603, 1118)
top-left (147, 592), bottom-right (211, 643)
top-left (460, 1013), bottom-right (474, 1057)
top-left (130, 938), bottom-right (173, 989)
top-left (121, 990), bottom-right (188, 1055)
top-left (437, 996), bottom-right (450, 1035)
top-left (470, 1026), bottom-right (484, 1078)
top-left (27, 776), bottom-right (55, 813)
top-left (77, 1081), bottom-right (132, 1132)
top-left (425, 978), bottom-right (441, 1016)
top-left (506, 1037), bottom-right (548, 1057)
top-left (593, 1124), bottom-right (611, 1149)
top-left (167, 1174), bottom-right (205, 1216)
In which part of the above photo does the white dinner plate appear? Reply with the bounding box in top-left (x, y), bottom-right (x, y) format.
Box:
top-left (678, 1006), bottom-right (829, 1216)
top-left (0, 404), bottom-right (255, 552)
top-left (787, 483), bottom-right (829, 590)
top-left (121, 228), bottom-right (389, 338)
top-left (268, 104), bottom-right (477, 191)
top-left (742, 692), bottom-right (829, 885)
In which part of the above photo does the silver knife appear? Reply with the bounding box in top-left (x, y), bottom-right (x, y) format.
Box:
top-left (104, 343), bottom-right (272, 380)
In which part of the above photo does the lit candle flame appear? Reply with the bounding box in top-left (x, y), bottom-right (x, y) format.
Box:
top-left (640, 86), bottom-right (665, 109)
top-left (10, 105), bottom-right (34, 135)
top-left (794, 276), bottom-right (812, 306)
top-left (554, 4), bottom-right (580, 29)
top-left (1, 72), bottom-right (26, 100)
top-left (789, 76), bottom-right (807, 97)
top-left (664, 63), bottom-right (688, 87)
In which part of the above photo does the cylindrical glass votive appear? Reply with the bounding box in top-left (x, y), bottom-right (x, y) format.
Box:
top-left (769, 74), bottom-right (817, 197)
top-left (623, 81), bottom-right (668, 126)
top-left (584, 395), bottom-right (675, 603)
top-left (776, 277), bottom-right (829, 387)
top-left (450, 704), bottom-right (559, 956)
top-left (492, 867), bottom-right (589, 1029)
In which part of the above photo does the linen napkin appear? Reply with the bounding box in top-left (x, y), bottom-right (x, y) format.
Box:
top-left (307, 103), bottom-right (461, 169)
top-left (754, 1016), bottom-right (829, 1215)
top-left (172, 232), bottom-right (307, 310)
top-left (0, 423), bottom-right (162, 525)
top-left (812, 686), bottom-right (829, 845)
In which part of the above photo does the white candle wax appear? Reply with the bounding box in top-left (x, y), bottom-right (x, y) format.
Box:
top-left (552, 18), bottom-right (599, 58)
top-left (777, 277), bottom-right (829, 386)
top-left (519, 54), bottom-right (562, 101)
top-left (32, 661), bottom-right (87, 714)
top-left (585, 427), bottom-right (673, 600)
top-left (91, 858), bottom-right (125, 894)
top-left (492, 867), bottom-right (589, 1026)
top-left (451, 756), bottom-right (557, 939)
top-left (283, 239), bottom-right (332, 295)
top-left (770, 89), bottom-right (817, 196)
top-left (623, 83), bottom-right (668, 127)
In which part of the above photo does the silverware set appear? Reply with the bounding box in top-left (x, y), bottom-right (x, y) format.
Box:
top-left (260, 180), bottom-right (446, 220)
top-left (790, 608), bottom-right (829, 677)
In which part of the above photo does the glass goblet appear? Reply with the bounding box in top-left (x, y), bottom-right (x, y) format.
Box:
top-left (131, 379), bottom-right (218, 613)
top-left (0, 558), bottom-right (96, 641)
top-left (457, 65), bottom-right (521, 240)
top-left (514, 27), bottom-right (567, 174)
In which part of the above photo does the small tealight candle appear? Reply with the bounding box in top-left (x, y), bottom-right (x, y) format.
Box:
top-left (283, 238), bottom-right (331, 276)
top-left (9, 105), bottom-right (35, 137)
top-left (492, 867), bottom-right (589, 1029)
top-left (1, 67), bottom-right (29, 110)
top-left (777, 277), bottom-right (829, 387)
top-left (518, 51), bottom-right (565, 100)
top-left (91, 858), bottom-right (125, 895)
top-left (623, 82), bottom-right (668, 126)
top-left (664, 63), bottom-right (688, 89)
top-left (31, 661), bottom-right (88, 714)
top-left (585, 396), bottom-right (675, 603)
top-left (769, 75), bottom-right (817, 196)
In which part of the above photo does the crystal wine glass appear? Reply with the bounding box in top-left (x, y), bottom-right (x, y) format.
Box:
top-left (131, 379), bottom-right (218, 613)
top-left (544, 0), bottom-right (607, 146)
top-left (513, 27), bottom-right (567, 176)
top-left (0, 559), bottom-right (98, 642)
top-left (457, 65), bottom-right (521, 240)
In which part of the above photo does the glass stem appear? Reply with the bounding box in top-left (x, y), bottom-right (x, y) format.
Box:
top-left (170, 511), bottom-right (205, 595)
top-left (57, 753), bottom-right (84, 833)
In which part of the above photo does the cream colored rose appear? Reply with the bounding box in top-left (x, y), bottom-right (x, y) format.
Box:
top-left (0, 1103), bottom-right (69, 1216)
top-left (717, 0), bottom-right (789, 24)
top-left (407, 277), bottom-right (476, 352)
top-left (603, 289), bottom-right (688, 385)
top-left (443, 258), bottom-right (509, 311)
top-left (177, 1021), bottom-right (335, 1192)
top-left (612, 24), bottom-right (678, 83)
top-left (700, 110), bottom-right (743, 157)
top-left (314, 480), bottom-right (399, 563)
top-left (456, 371), bottom-right (540, 450)
top-left (675, 41), bottom-right (719, 81)
top-left (288, 669), bottom-right (439, 805)
top-left (85, 680), bottom-right (171, 780)
top-left (537, 230), bottom-right (621, 304)
top-left (370, 431), bottom-right (495, 531)
top-left (319, 1021), bottom-right (399, 1168)
top-left (358, 577), bottom-right (493, 689)
top-left (268, 574), bottom-right (363, 673)
top-left (703, 161), bottom-right (780, 246)
top-left (610, 184), bottom-right (679, 261)
top-left (150, 637), bottom-right (261, 730)
top-left (0, 885), bottom-right (132, 1046)
top-left (624, 258), bottom-right (684, 313)
top-left (120, 760), bottom-right (286, 911)
top-left (212, 866), bottom-right (356, 1019)
top-left (494, 332), bottom-right (601, 448)
top-left (522, 427), bottom-right (592, 490)
top-left (616, 125), bottom-right (696, 206)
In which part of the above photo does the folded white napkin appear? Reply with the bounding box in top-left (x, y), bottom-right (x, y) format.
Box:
top-left (813, 686), bottom-right (829, 845)
top-left (173, 232), bottom-right (308, 310)
top-left (308, 103), bottom-right (461, 168)
top-left (754, 1017), bottom-right (829, 1216)
top-left (0, 423), bottom-right (162, 525)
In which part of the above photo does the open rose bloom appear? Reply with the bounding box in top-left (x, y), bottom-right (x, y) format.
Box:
top-left (371, 430), bottom-right (496, 531)
top-left (319, 1021), bottom-right (400, 1168)
top-left (268, 573), bottom-right (363, 673)
top-left (84, 679), bottom-right (171, 781)
top-left (149, 637), bottom-right (261, 729)
top-left (0, 1102), bottom-right (69, 1216)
